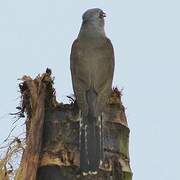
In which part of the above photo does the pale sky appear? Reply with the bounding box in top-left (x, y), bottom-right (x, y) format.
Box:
top-left (0, 1), bottom-right (180, 180)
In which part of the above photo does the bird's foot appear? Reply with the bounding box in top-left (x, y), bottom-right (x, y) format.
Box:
top-left (82, 172), bottom-right (89, 176)
top-left (88, 171), bottom-right (98, 175)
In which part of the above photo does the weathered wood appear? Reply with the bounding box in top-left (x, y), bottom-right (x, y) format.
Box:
top-left (36, 88), bottom-right (132, 180)
top-left (15, 70), bottom-right (54, 180)
top-left (14, 70), bottom-right (132, 180)
top-left (20, 85), bottom-right (45, 180)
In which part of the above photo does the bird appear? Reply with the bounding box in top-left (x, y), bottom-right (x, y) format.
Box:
top-left (70, 8), bottom-right (114, 175)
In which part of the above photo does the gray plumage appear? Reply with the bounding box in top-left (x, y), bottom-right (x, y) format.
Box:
top-left (70, 8), bottom-right (114, 174)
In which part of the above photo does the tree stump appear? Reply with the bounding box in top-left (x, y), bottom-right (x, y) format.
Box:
top-left (15, 69), bottom-right (132, 180)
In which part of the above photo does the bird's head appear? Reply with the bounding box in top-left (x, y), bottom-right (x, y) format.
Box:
top-left (82, 8), bottom-right (106, 26)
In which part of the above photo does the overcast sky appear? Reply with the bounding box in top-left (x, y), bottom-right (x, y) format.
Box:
top-left (0, 1), bottom-right (180, 180)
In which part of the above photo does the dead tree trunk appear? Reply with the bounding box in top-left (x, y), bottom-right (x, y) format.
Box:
top-left (15, 69), bottom-right (132, 180)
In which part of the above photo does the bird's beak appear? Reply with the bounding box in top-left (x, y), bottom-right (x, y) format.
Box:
top-left (102, 11), bottom-right (106, 18)
top-left (100, 11), bottom-right (106, 18)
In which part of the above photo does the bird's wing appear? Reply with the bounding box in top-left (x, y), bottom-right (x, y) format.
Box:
top-left (92, 38), bottom-right (114, 116)
top-left (70, 39), bottom-right (78, 96)
top-left (70, 39), bottom-right (89, 113)
top-left (93, 37), bottom-right (114, 92)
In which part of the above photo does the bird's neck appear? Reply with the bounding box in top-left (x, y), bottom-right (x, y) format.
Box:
top-left (78, 21), bottom-right (106, 39)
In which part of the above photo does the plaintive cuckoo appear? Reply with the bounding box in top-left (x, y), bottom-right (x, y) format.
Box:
top-left (70, 8), bottom-right (114, 175)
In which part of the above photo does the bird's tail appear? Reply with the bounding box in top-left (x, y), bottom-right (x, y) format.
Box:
top-left (80, 89), bottom-right (103, 173)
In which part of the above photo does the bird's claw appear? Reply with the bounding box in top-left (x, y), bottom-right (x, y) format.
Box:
top-left (82, 172), bottom-right (89, 176)
top-left (89, 171), bottom-right (98, 175)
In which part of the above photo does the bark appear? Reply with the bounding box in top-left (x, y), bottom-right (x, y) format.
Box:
top-left (15, 69), bottom-right (56, 180)
top-left (14, 69), bottom-right (132, 180)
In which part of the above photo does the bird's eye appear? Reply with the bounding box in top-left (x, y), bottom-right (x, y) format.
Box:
top-left (99, 11), bottom-right (106, 18)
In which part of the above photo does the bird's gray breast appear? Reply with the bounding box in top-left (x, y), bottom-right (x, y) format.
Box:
top-left (77, 38), bottom-right (111, 91)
